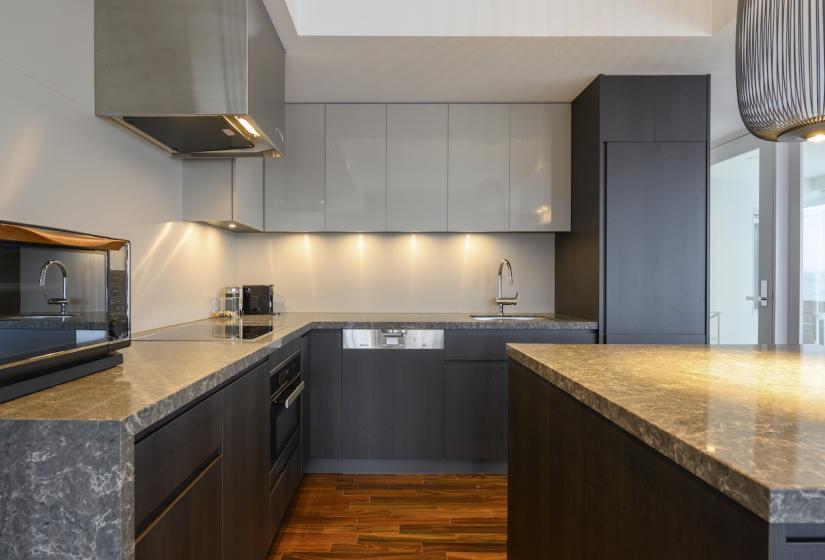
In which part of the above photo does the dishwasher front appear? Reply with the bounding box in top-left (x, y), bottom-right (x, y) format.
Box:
top-left (342, 329), bottom-right (444, 350)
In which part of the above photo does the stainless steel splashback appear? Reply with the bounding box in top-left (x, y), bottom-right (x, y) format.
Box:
top-left (94, 0), bottom-right (285, 157)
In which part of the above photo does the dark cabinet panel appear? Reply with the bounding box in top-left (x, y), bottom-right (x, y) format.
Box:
top-left (309, 330), bottom-right (342, 460)
top-left (654, 76), bottom-right (709, 142)
top-left (269, 446), bottom-right (303, 538)
top-left (444, 329), bottom-right (597, 361)
top-left (136, 456), bottom-right (223, 560)
top-left (600, 76), bottom-right (656, 142)
top-left (444, 362), bottom-right (507, 461)
top-left (342, 349), bottom-right (444, 459)
top-left (508, 360), bottom-right (768, 560)
top-left (222, 360), bottom-right (270, 560)
top-left (605, 142), bottom-right (707, 339)
top-left (134, 393), bottom-right (222, 531)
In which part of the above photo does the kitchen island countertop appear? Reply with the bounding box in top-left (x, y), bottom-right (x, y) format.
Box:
top-left (506, 343), bottom-right (825, 524)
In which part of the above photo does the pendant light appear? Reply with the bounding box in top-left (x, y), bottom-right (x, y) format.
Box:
top-left (736, 0), bottom-right (825, 142)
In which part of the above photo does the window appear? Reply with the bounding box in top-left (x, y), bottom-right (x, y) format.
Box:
top-left (801, 143), bottom-right (825, 345)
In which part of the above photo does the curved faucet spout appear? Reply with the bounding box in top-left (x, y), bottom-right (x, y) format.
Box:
top-left (39, 260), bottom-right (69, 316)
top-left (496, 259), bottom-right (518, 316)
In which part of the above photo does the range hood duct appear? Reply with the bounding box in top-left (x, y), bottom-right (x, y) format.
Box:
top-left (94, 0), bottom-right (285, 158)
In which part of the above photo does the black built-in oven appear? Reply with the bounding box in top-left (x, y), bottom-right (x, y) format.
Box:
top-left (270, 350), bottom-right (303, 486)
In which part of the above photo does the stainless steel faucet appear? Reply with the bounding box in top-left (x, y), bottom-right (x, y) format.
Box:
top-left (496, 258), bottom-right (518, 316)
top-left (39, 260), bottom-right (69, 316)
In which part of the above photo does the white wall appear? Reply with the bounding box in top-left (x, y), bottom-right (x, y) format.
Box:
top-left (0, 1), bottom-right (236, 332)
top-left (235, 233), bottom-right (555, 313)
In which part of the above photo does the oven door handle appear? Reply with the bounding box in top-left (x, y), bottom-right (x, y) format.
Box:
top-left (274, 380), bottom-right (304, 409)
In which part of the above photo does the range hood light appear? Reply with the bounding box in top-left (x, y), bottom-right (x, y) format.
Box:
top-left (806, 133), bottom-right (825, 144)
top-left (228, 223), bottom-right (238, 229)
top-left (236, 117), bottom-right (260, 138)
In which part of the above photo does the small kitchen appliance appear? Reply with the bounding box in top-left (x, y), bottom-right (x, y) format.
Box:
top-left (243, 285), bottom-right (274, 315)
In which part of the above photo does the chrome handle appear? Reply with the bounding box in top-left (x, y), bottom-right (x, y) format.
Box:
top-left (284, 381), bottom-right (304, 409)
top-left (745, 281), bottom-right (769, 308)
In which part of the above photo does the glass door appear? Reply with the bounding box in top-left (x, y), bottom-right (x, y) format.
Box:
top-left (710, 137), bottom-right (775, 344)
top-left (801, 143), bottom-right (825, 345)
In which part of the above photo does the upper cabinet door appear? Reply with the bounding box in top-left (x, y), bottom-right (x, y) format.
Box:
top-left (325, 104), bottom-right (387, 232)
top-left (265, 104), bottom-right (325, 231)
top-left (654, 76), bottom-right (709, 142)
top-left (448, 104), bottom-right (510, 232)
top-left (509, 104), bottom-right (571, 232)
top-left (600, 76), bottom-right (656, 142)
top-left (232, 158), bottom-right (264, 231)
top-left (387, 104), bottom-right (448, 232)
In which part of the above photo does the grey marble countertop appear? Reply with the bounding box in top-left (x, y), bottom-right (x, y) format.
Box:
top-left (506, 343), bottom-right (825, 524)
top-left (0, 312), bottom-right (595, 434)
top-left (0, 311), bottom-right (108, 330)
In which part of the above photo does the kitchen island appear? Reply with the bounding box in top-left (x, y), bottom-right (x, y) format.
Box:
top-left (0, 312), bottom-right (596, 559)
top-left (506, 344), bottom-right (825, 560)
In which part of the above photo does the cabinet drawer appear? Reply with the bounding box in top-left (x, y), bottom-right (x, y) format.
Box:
top-left (270, 446), bottom-right (303, 539)
top-left (136, 456), bottom-right (222, 560)
top-left (135, 393), bottom-right (222, 529)
top-left (444, 330), bottom-right (597, 361)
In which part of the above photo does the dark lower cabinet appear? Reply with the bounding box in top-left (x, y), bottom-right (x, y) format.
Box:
top-left (508, 359), bottom-right (768, 560)
top-left (135, 356), bottom-right (278, 560)
top-left (269, 445), bottom-right (303, 538)
top-left (222, 359), bottom-right (270, 560)
top-left (134, 393), bottom-right (222, 533)
top-left (342, 349), bottom-right (444, 459)
top-left (309, 331), bottom-right (342, 460)
top-left (444, 362), bottom-right (507, 461)
top-left (135, 456), bottom-right (223, 560)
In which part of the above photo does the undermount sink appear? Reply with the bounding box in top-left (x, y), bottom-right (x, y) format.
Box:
top-left (470, 314), bottom-right (549, 321)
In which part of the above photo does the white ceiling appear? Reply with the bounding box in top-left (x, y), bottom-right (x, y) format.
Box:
top-left (284, 0), bottom-right (714, 37)
top-left (263, 0), bottom-right (743, 141)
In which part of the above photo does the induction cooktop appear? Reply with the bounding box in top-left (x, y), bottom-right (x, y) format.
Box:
top-left (137, 321), bottom-right (284, 342)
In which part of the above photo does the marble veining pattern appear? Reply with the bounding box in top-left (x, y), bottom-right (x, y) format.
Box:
top-left (506, 344), bottom-right (825, 524)
top-left (0, 420), bottom-right (132, 559)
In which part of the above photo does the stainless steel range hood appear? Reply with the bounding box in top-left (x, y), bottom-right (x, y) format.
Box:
top-left (94, 0), bottom-right (285, 158)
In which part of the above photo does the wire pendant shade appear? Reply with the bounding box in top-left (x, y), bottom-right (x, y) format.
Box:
top-left (736, 0), bottom-right (825, 142)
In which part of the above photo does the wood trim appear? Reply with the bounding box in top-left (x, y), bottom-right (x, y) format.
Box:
top-left (0, 223), bottom-right (127, 250)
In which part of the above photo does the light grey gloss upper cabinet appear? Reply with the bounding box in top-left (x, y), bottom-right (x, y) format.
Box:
top-left (509, 104), bottom-right (571, 232)
top-left (265, 104), bottom-right (325, 231)
top-left (448, 104), bottom-right (510, 232)
top-left (325, 104), bottom-right (387, 232)
top-left (183, 158), bottom-right (264, 231)
top-left (387, 104), bottom-right (448, 231)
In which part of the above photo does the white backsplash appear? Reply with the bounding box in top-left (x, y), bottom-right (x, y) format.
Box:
top-left (235, 232), bottom-right (555, 313)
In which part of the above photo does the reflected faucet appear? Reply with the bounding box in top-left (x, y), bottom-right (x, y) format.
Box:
top-left (496, 258), bottom-right (518, 316)
top-left (39, 260), bottom-right (69, 316)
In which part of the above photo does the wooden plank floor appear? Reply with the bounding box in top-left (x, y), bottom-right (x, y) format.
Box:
top-left (267, 474), bottom-right (507, 559)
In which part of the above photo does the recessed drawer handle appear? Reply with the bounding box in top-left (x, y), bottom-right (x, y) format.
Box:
top-left (284, 381), bottom-right (304, 409)
top-left (381, 329), bottom-right (406, 338)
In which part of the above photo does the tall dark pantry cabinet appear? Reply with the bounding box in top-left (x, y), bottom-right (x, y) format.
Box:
top-left (556, 75), bottom-right (710, 344)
